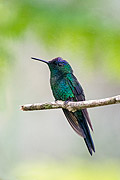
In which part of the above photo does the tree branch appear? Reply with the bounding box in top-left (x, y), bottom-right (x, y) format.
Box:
top-left (21, 95), bottom-right (120, 112)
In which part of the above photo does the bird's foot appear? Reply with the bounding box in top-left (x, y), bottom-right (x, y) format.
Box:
top-left (64, 100), bottom-right (69, 106)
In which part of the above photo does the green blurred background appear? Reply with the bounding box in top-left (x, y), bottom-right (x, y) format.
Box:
top-left (0, 0), bottom-right (120, 179)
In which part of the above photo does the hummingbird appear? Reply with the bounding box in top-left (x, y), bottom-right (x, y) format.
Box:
top-left (32, 57), bottom-right (95, 155)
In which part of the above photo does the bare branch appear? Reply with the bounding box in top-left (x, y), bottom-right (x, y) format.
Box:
top-left (21, 95), bottom-right (120, 112)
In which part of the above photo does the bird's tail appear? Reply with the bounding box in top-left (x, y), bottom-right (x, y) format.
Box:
top-left (77, 112), bottom-right (95, 155)
top-left (63, 109), bottom-right (95, 155)
top-left (82, 121), bottom-right (95, 155)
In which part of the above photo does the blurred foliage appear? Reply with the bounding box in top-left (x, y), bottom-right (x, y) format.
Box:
top-left (12, 161), bottom-right (120, 180)
top-left (0, 0), bottom-right (120, 79)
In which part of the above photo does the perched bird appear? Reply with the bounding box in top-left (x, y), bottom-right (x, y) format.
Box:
top-left (32, 57), bottom-right (95, 155)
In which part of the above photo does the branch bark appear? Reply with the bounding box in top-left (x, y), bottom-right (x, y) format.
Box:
top-left (21, 95), bottom-right (120, 112)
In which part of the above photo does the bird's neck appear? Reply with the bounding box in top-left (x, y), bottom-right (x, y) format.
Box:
top-left (50, 71), bottom-right (72, 83)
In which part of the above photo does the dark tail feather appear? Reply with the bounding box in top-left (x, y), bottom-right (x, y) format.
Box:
top-left (84, 138), bottom-right (93, 155)
top-left (80, 118), bottom-right (95, 155)
top-left (62, 109), bottom-right (95, 155)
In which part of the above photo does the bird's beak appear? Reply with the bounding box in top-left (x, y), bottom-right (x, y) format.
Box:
top-left (31, 57), bottom-right (49, 64)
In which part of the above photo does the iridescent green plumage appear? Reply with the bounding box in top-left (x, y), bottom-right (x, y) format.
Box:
top-left (32, 57), bottom-right (95, 155)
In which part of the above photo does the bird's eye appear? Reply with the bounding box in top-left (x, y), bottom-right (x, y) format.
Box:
top-left (58, 62), bottom-right (64, 66)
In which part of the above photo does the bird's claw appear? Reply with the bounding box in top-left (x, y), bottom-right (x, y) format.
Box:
top-left (64, 100), bottom-right (69, 106)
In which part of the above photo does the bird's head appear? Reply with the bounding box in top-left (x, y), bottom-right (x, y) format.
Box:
top-left (31, 57), bottom-right (73, 76)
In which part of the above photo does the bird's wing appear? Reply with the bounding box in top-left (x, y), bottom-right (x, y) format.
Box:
top-left (66, 73), bottom-right (93, 131)
top-left (62, 74), bottom-right (95, 155)
top-left (63, 108), bottom-right (85, 137)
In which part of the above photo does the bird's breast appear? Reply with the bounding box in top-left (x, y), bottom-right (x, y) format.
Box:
top-left (50, 76), bottom-right (74, 101)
